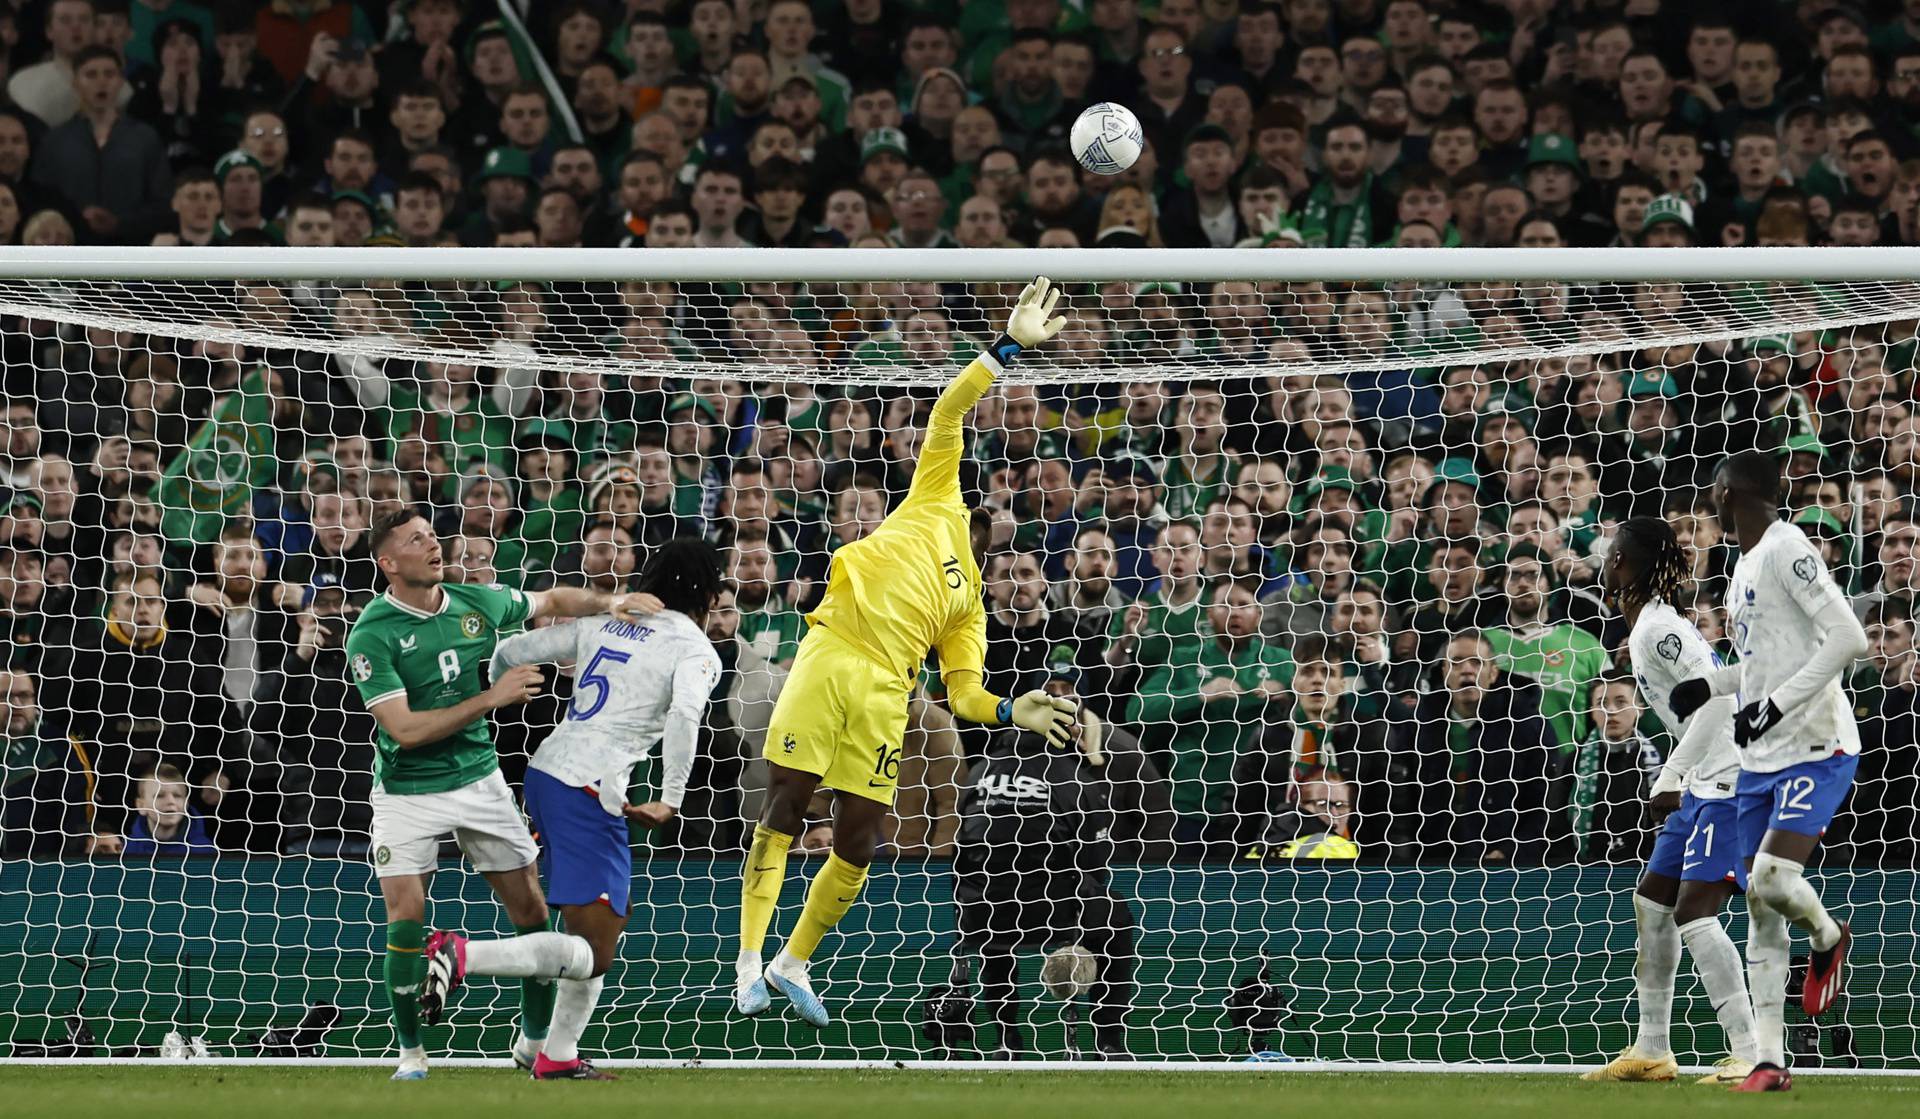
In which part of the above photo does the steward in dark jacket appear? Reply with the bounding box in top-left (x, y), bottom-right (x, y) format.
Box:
top-left (951, 690), bottom-right (1149, 1059)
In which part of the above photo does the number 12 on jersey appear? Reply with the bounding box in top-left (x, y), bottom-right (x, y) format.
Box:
top-left (568, 647), bottom-right (630, 721)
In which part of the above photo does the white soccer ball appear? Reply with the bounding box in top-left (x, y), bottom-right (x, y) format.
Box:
top-left (1071, 103), bottom-right (1144, 176)
top-left (1041, 944), bottom-right (1099, 1000)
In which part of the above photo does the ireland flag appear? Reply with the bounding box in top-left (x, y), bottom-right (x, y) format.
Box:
top-left (158, 366), bottom-right (279, 547)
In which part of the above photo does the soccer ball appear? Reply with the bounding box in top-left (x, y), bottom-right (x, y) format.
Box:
top-left (1040, 944), bottom-right (1099, 1000)
top-left (1071, 103), bottom-right (1144, 175)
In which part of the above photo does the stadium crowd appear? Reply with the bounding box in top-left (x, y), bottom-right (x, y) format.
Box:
top-left (4, 0), bottom-right (1920, 867)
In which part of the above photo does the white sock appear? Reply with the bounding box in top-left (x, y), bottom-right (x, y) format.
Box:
top-left (1747, 892), bottom-right (1790, 1067)
top-left (465, 933), bottom-right (594, 980)
top-left (541, 976), bottom-right (605, 1064)
top-left (771, 947), bottom-right (807, 978)
top-left (1679, 915), bottom-right (1759, 1065)
top-left (1752, 852), bottom-right (1841, 951)
top-left (1631, 895), bottom-right (1679, 1058)
top-left (736, 950), bottom-right (763, 985)
top-left (398, 1044), bottom-right (426, 1062)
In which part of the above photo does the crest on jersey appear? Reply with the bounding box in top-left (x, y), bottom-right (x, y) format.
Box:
top-left (1655, 634), bottom-right (1682, 663)
top-left (351, 653), bottom-right (372, 682)
top-left (1792, 556), bottom-right (1818, 583)
top-left (460, 611), bottom-right (485, 638)
top-left (780, 733), bottom-right (797, 754)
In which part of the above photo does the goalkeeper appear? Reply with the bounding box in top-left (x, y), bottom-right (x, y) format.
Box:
top-left (734, 277), bottom-right (1080, 1027)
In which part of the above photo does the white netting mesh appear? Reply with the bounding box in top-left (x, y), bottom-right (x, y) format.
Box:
top-left (0, 250), bottom-right (1915, 1066)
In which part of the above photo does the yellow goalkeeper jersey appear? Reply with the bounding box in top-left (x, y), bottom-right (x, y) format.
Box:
top-left (805, 356), bottom-right (1000, 717)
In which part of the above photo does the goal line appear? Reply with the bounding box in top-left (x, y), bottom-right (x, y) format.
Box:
top-left (7, 1057), bottom-right (1917, 1076)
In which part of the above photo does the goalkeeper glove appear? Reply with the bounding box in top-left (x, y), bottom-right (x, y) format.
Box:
top-left (1001, 689), bottom-right (1078, 748)
top-left (991, 276), bottom-right (1068, 361)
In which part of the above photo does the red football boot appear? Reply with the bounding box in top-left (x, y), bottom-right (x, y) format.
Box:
top-left (1802, 922), bottom-right (1852, 1017)
top-left (532, 1053), bottom-right (618, 1080)
top-left (1730, 1063), bottom-right (1793, 1093)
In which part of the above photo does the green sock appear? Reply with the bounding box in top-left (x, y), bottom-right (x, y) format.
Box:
top-left (385, 919), bottom-right (425, 1050)
top-left (516, 920), bottom-right (555, 1040)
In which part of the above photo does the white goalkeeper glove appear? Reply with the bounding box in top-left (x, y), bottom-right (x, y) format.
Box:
top-left (1003, 276), bottom-right (1068, 349)
top-left (1004, 689), bottom-right (1079, 748)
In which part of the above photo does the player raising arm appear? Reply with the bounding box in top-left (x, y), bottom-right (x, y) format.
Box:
top-left (345, 510), bottom-right (661, 1082)
top-left (1583, 518), bottom-right (1756, 1086)
top-left (420, 539), bottom-right (726, 1080)
top-left (1669, 450), bottom-right (1870, 1093)
top-left (734, 277), bottom-right (1079, 1026)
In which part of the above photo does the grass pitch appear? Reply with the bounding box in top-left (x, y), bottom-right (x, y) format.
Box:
top-left (0, 1067), bottom-right (1915, 1119)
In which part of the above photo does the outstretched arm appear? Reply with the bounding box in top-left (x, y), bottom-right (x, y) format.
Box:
top-left (938, 611), bottom-right (1077, 747)
top-left (904, 360), bottom-right (998, 509)
top-left (904, 276), bottom-right (1067, 509)
top-left (493, 620), bottom-right (584, 670)
top-left (531, 585), bottom-right (661, 623)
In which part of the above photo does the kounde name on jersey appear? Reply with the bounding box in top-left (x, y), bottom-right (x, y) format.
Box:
top-left (345, 581), bottom-right (533, 795)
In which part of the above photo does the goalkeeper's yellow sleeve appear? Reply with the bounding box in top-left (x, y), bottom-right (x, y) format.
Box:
top-left (942, 668), bottom-right (1003, 726)
top-left (901, 353), bottom-right (1000, 510)
top-left (936, 598), bottom-right (1004, 726)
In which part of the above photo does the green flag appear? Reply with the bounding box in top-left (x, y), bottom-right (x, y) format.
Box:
top-left (158, 366), bottom-right (278, 547)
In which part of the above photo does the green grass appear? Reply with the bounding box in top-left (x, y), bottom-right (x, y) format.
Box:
top-left (0, 1067), bottom-right (1914, 1119)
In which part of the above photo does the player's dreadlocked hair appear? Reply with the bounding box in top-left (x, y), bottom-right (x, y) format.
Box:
top-left (1614, 516), bottom-right (1690, 609)
top-left (637, 538), bottom-right (725, 619)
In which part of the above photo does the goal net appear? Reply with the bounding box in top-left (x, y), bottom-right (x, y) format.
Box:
top-left (1, 246), bottom-right (1916, 1067)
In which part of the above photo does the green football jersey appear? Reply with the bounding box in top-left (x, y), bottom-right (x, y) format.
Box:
top-left (1160, 453), bottom-right (1239, 522)
top-left (346, 581), bottom-right (534, 795)
top-left (738, 600), bottom-right (806, 665)
top-left (1485, 622), bottom-right (1611, 749)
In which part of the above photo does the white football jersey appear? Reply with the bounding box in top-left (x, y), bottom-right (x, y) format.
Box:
top-left (493, 611), bottom-right (721, 807)
top-left (1724, 520), bottom-right (1861, 772)
top-left (1629, 598), bottom-right (1739, 800)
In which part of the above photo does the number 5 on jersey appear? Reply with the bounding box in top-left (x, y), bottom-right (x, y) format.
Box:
top-left (569, 647), bottom-right (631, 721)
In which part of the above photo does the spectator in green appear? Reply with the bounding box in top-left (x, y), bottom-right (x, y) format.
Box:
top-left (1130, 572), bottom-right (1294, 845)
top-left (852, 305), bottom-right (976, 366)
top-left (721, 457), bottom-right (806, 583)
top-left (1561, 672), bottom-right (1662, 863)
top-left (1231, 632), bottom-right (1390, 854)
top-left (129, 0), bottom-right (217, 71)
top-left (494, 420), bottom-right (583, 582)
top-left (1406, 534), bottom-right (1504, 666)
top-left (1484, 546), bottom-right (1609, 749)
top-left (729, 525), bottom-right (806, 670)
top-left (1161, 382), bottom-right (1239, 521)
top-left (766, 428), bottom-right (828, 526)
top-left (1122, 281), bottom-right (1198, 359)
top-left (1539, 446), bottom-right (1606, 559)
top-left (1107, 519), bottom-right (1210, 676)
top-left (1374, 456), bottom-right (1490, 604)
top-left (435, 464), bottom-right (518, 547)
top-left (574, 516), bottom-right (637, 595)
top-left (1292, 464), bottom-right (1389, 560)
top-left (457, 146), bottom-right (537, 245)
top-left (664, 392), bottom-right (726, 529)
top-left (547, 366), bottom-right (635, 462)
top-left (382, 358), bottom-right (514, 474)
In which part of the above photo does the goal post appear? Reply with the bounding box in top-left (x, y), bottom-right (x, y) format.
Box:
top-left (0, 246), bottom-right (1916, 1068)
